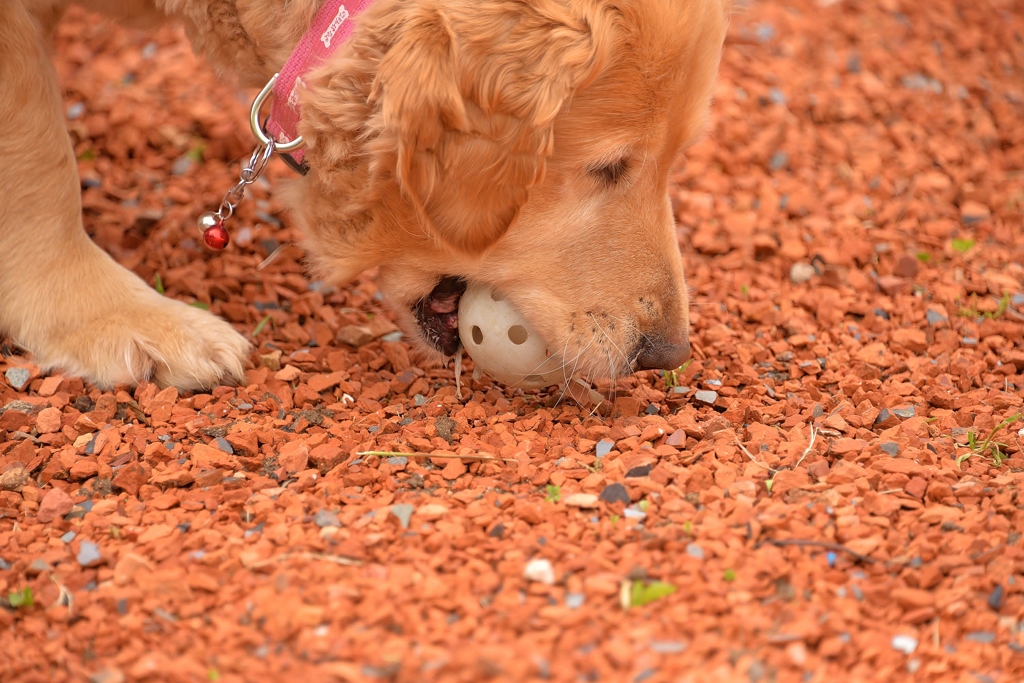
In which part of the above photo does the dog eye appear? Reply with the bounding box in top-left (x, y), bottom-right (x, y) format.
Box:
top-left (590, 158), bottom-right (629, 185)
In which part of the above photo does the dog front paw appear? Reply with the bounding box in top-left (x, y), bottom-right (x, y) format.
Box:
top-left (27, 292), bottom-right (251, 391)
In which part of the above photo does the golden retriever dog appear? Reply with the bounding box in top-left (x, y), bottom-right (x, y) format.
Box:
top-left (0, 0), bottom-right (727, 390)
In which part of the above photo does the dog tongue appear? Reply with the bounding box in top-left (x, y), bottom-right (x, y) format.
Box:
top-left (429, 294), bottom-right (459, 315)
top-left (427, 277), bottom-right (465, 314)
top-left (415, 276), bottom-right (467, 356)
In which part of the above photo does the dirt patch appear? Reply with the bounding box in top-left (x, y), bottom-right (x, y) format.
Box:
top-left (2, 0), bottom-right (1023, 681)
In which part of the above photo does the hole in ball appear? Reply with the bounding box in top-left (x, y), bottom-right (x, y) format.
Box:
top-left (472, 326), bottom-right (484, 345)
top-left (508, 325), bottom-right (529, 345)
top-left (490, 290), bottom-right (506, 302)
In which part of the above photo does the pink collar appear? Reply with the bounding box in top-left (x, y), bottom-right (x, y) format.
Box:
top-left (201, 0), bottom-right (373, 250)
top-left (264, 0), bottom-right (375, 166)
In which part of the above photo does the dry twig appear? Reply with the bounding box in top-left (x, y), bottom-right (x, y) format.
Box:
top-left (792, 425), bottom-right (819, 469)
top-left (357, 450), bottom-right (516, 463)
top-left (734, 437), bottom-right (779, 475)
top-left (249, 552), bottom-right (363, 569)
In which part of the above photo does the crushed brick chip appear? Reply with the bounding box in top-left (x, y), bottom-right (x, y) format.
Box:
top-left (2, 0), bottom-right (1024, 681)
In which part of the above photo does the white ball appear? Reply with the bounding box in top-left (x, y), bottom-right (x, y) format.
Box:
top-left (458, 283), bottom-right (566, 388)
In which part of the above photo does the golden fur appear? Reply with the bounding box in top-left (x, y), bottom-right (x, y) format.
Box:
top-left (0, 0), bottom-right (727, 389)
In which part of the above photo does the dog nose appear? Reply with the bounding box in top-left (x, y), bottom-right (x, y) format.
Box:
top-left (636, 335), bottom-right (691, 371)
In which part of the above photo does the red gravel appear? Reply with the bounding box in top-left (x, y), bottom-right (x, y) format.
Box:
top-left (2, 0), bottom-right (1023, 681)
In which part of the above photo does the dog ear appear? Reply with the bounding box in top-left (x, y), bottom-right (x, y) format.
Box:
top-left (369, 0), bottom-right (609, 254)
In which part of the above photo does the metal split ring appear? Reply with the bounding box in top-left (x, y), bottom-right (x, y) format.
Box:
top-left (249, 73), bottom-right (304, 153)
top-left (242, 142), bottom-right (276, 181)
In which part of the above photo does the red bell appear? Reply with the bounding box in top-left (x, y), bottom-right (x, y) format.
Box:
top-left (202, 222), bottom-right (230, 250)
top-left (197, 211), bottom-right (230, 250)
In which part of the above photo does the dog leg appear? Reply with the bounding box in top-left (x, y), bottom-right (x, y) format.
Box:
top-left (0, 2), bottom-right (250, 390)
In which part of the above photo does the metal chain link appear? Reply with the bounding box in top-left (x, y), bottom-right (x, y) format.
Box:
top-left (212, 141), bottom-right (276, 222)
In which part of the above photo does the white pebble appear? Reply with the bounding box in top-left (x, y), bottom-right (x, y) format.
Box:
top-left (891, 635), bottom-right (918, 655)
top-left (523, 558), bottom-right (555, 585)
top-left (563, 493), bottom-right (599, 508)
top-left (790, 262), bottom-right (817, 284)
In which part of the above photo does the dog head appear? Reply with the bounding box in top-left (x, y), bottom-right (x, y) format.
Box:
top-left (290, 0), bottom-right (728, 381)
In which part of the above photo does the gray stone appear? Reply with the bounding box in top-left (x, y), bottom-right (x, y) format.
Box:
top-left (4, 368), bottom-right (30, 391)
top-left (214, 437), bottom-right (234, 454)
top-left (599, 483), bottom-right (630, 505)
top-left (901, 73), bottom-right (943, 93)
top-left (88, 669), bottom-right (126, 683)
top-left (988, 584), bottom-right (1005, 610)
top-left (595, 439), bottom-right (614, 458)
top-left (649, 640), bottom-right (687, 654)
top-left (892, 406), bottom-right (916, 419)
top-left (1, 400), bottom-right (32, 414)
top-left (387, 456), bottom-right (409, 467)
top-left (747, 660), bottom-right (767, 683)
top-left (685, 543), bottom-right (705, 560)
top-left (565, 593), bottom-right (585, 609)
top-left (625, 464), bottom-right (653, 478)
top-left (926, 309), bottom-right (948, 325)
top-left (390, 504), bottom-right (414, 529)
top-left (171, 155), bottom-right (193, 176)
top-left (880, 442), bottom-right (900, 456)
top-left (964, 631), bottom-right (996, 644)
top-left (313, 509), bottom-right (341, 528)
top-left (694, 390), bottom-right (718, 405)
top-left (77, 541), bottom-right (103, 567)
top-left (754, 22), bottom-right (776, 42)
top-left (27, 559), bottom-right (52, 575)
top-left (61, 531), bottom-right (77, 544)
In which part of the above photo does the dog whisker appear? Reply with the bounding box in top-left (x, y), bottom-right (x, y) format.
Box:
top-left (553, 335), bottom-right (593, 405)
top-left (586, 314), bottom-right (619, 359)
top-left (559, 327), bottom-right (576, 385)
top-left (586, 371), bottom-right (604, 420)
top-left (607, 349), bottom-right (619, 407)
top-left (588, 313), bottom-right (629, 375)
